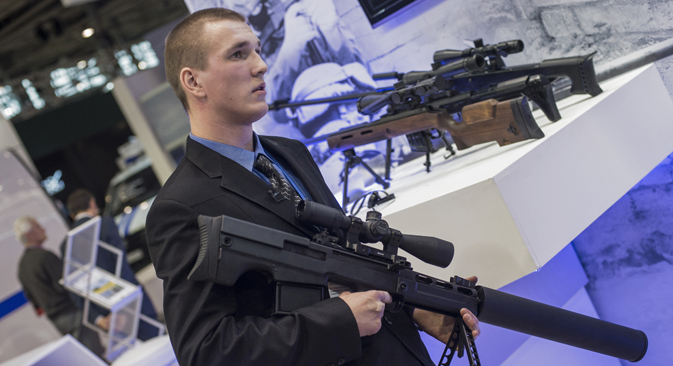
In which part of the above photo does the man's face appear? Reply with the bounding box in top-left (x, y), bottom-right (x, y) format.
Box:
top-left (27, 220), bottom-right (46, 245)
top-left (194, 20), bottom-right (269, 125)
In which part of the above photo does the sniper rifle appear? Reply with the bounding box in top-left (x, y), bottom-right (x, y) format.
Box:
top-left (188, 200), bottom-right (648, 365)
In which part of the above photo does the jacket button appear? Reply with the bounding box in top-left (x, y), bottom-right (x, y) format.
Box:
top-left (338, 358), bottom-right (346, 365)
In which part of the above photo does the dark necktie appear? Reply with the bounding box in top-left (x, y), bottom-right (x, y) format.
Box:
top-left (253, 154), bottom-right (302, 205)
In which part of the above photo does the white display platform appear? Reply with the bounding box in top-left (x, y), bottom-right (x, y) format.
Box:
top-left (111, 335), bottom-right (177, 366)
top-left (62, 216), bottom-right (144, 362)
top-left (0, 335), bottom-right (106, 366)
top-left (363, 64), bottom-right (673, 289)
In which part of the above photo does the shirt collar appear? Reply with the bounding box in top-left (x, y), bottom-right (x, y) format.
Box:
top-left (74, 212), bottom-right (93, 221)
top-left (189, 132), bottom-right (266, 172)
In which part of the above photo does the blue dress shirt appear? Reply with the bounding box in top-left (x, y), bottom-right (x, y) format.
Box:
top-left (189, 133), bottom-right (312, 200)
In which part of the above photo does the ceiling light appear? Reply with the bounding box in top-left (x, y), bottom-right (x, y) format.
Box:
top-left (81, 28), bottom-right (95, 38)
top-left (77, 60), bottom-right (87, 69)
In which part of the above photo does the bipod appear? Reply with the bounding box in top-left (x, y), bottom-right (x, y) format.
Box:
top-left (438, 316), bottom-right (481, 366)
top-left (342, 149), bottom-right (389, 212)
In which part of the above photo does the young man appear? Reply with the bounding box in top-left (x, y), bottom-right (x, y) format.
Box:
top-left (15, 216), bottom-right (104, 357)
top-left (146, 8), bottom-right (479, 366)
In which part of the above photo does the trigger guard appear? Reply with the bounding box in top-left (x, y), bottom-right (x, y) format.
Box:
top-left (385, 299), bottom-right (404, 313)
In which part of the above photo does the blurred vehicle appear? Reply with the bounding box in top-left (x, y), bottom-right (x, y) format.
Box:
top-left (103, 156), bottom-right (160, 273)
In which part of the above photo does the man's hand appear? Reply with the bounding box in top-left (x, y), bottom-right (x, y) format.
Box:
top-left (412, 276), bottom-right (481, 345)
top-left (96, 314), bottom-right (111, 331)
top-left (339, 290), bottom-right (392, 337)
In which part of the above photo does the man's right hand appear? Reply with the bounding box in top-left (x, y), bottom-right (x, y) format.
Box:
top-left (339, 290), bottom-right (392, 337)
top-left (96, 314), bottom-right (111, 331)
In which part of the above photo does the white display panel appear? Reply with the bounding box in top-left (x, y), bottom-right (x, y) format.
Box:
top-left (62, 215), bottom-right (143, 362)
top-left (63, 216), bottom-right (100, 287)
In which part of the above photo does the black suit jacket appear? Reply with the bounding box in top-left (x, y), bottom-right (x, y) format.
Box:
top-left (146, 136), bottom-right (434, 366)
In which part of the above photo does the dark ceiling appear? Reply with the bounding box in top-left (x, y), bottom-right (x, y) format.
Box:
top-left (0, 0), bottom-right (189, 88)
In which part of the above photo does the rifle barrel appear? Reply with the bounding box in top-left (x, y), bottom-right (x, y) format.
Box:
top-left (268, 89), bottom-right (393, 111)
top-left (402, 54), bottom-right (487, 86)
top-left (477, 287), bottom-right (648, 362)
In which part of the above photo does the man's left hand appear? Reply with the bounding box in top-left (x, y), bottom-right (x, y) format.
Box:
top-left (412, 276), bottom-right (481, 345)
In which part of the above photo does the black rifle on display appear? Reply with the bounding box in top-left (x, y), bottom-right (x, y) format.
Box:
top-left (325, 38), bottom-right (602, 157)
top-left (188, 200), bottom-right (648, 366)
top-left (274, 40), bottom-right (603, 208)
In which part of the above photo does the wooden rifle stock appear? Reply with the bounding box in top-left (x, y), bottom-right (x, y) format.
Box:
top-left (327, 97), bottom-right (544, 152)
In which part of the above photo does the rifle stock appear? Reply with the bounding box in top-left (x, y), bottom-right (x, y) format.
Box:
top-left (188, 213), bottom-right (648, 363)
top-left (327, 96), bottom-right (544, 152)
top-left (452, 53), bottom-right (602, 97)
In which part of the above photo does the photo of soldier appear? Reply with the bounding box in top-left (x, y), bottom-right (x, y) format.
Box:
top-left (287, 61), bottom-right (412, 198)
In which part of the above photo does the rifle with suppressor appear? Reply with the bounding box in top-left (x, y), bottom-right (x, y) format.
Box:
top-left (188, 200), bottom-right (648, 366)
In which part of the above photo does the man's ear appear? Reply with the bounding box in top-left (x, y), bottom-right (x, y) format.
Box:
top-left (180, 67), bottom-right (206, 100)
top-left (88, 198), bottom-right (98, 214)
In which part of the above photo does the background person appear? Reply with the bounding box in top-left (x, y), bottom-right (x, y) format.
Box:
top-left (146, 8), bottom-right (479, 366)
top-left (14, 216), bottom-right (104, 357)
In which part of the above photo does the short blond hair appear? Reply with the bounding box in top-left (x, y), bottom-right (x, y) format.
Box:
top-left (14, 216), bottom-right (36, 244)
top-left (165, 8), bottom-right (246, 111)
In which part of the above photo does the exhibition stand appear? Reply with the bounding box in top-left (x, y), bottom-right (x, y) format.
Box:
top-left (363, 64), bottom-right (673, 289)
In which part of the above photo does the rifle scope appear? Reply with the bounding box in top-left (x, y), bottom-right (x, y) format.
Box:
top-left (402, 53), bottom-right (486, 86)
top-left (358, 75), bottom-right (452, 115)
top-left (296, 200), bottom-right (454, 268)
top-left (355, 54), bottom-right (486, 115)
top-left (433, 40), bottom-right (524, 64)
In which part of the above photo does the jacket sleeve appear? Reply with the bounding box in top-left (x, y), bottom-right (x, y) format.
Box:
top-left (146, 198), bottom-right (363, 366)
top-left (21, 284), bottom-right (40, 313)
top-left (24, 253), bottom-right (65, 313)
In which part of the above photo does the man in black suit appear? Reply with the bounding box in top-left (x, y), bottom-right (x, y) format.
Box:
top-left (15, 216), bottom-right (104, 357)
top-left (63, 189), bottom-right (158, 341)
top-left (146, 8), bottom-right (480, 366)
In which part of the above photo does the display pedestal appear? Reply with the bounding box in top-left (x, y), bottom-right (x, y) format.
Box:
top-left (0, 335), bottom-right (107, 366)
top-left (366, 64), bottom-right (673, 289)
top-left (62, 217), bottom-right (142, 362)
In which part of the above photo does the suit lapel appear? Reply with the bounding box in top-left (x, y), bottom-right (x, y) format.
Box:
top-left (185, 138), bottom-right (316, 237)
